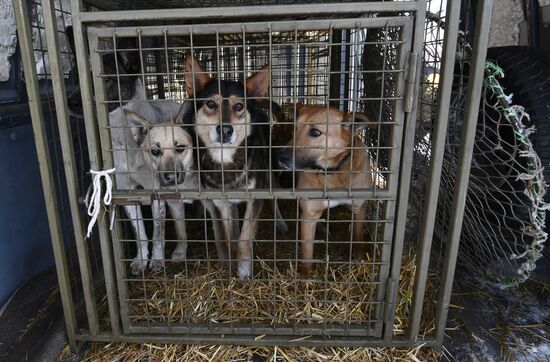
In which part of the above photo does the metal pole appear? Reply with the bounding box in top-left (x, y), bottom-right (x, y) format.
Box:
top-left (12, 0), bottom-right (78, 349)
top-left (378, 15), bottom-right (420, 338)
top-left (381, 0), bottom-right (427, 341)
top-left (41, 0), bottom-right (100, 336)
top-left (78, 2), bottom-right (421, 23)
top-left (68, 0), bottom-right (102, 170)
top-left (72, 331), bottom-right (441, 347)
top-left (70, 0), bottom-right (122, 337)
top-left (406, 0), bottom-right (462, 341)
top-left (435, 0), bottom-right (494, 344)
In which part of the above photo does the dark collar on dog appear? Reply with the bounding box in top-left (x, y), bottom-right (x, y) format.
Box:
top-left (312, 151), bottom-right (352, 173)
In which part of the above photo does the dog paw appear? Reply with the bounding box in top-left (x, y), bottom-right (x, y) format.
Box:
top-left (130, 258), bottom-right (148, 276)
top-left (171, 250), bottom-right (187, 262)
top-left (300, 262), bottom-right (314, 277)
top-left (237, 259), bottom-right (253, 279)
top-left (149, 259), bottom-right (165, 273)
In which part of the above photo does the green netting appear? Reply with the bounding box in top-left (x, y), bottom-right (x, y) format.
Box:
top-left (432, 61), bottom-right (549, 287)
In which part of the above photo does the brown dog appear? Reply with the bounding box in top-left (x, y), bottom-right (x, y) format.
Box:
top-left (275, 105), bottom-right (374, 275)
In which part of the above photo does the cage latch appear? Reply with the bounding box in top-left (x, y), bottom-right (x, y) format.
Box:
top-left (404, 51), bottom-right (419, 113)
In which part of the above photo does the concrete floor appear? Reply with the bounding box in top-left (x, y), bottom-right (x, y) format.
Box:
top-left (445, 249), bottom-right (550, 361)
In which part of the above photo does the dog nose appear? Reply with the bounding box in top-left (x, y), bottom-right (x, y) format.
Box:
top-left (216, 125), bottom-right (234, 142)
top-left (276, 149), bottom-right (293, 169)
top-left (276, 149), bottom-right (289, 161)
top-left (163, 172), bottom-right (175, 182)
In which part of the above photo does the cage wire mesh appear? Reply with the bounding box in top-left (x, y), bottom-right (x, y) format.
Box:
top-left (410, 2), bottom-right (549, 288)
top-left (435, 61), bottom-right (549, 287)
top-left (407, 0), bottom-right (445, 247)
top-left (96, 18), bottom-right (407, 336)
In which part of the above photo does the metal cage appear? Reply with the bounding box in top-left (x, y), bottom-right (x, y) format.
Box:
top-left (12, 0), bottom-right (493, 349)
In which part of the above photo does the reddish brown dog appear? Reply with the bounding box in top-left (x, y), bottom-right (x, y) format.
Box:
top-left (276, 105), bottom-right (374, 275)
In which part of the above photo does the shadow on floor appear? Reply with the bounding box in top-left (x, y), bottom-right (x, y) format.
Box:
top-left (445, 249), bottom-right (550, 361)
top-left (0, 266), bottom-right (69, 362)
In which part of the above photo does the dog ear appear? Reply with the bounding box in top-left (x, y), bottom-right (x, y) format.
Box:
top-left (123, 108), bottom-right (148, 144)
top-left (342, 112), bottom-right (372, 132)
top-left (281, 102), bottom-right (306, 122)
top-left (174, 101), bottom-right (193, 124)
top-left (246, 64), bottom-right (270, 98)
top-left (185, 56), bottom-right (211, 96)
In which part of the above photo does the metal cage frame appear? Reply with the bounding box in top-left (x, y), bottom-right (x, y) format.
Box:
top-left (12, 0), bottom-right (493, 350)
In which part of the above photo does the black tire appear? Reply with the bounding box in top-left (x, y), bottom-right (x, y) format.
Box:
top-left (485, 46), bottom-right (550, 196)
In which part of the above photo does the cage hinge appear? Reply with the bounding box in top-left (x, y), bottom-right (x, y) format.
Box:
top-left (383, 277), bottom-right (397, 326)
top-left (404, 51), bottom-right (419, 113)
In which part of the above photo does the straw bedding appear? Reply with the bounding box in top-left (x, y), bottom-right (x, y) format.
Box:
top-left (68, 342), bottom-right (441, 361)
top-left (66, 204), bottom-right (438, 360)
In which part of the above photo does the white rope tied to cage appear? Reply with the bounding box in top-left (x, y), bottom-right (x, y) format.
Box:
top-left (86, 168), bottom-right (116, 238)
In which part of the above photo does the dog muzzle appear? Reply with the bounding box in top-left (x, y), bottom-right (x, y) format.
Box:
top-left (160, 170), bottom-right (185, 186)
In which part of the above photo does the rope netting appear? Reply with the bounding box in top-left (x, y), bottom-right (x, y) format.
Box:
top-left (404, 1), bottom-right (549, 287)
top-left (427, 61), bottom-right (549, 287)
top-left (357, 2), bottom-right (548, 287)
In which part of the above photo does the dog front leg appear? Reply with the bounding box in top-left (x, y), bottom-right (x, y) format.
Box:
top-left (218, 201), bottom-right (237, 245)
top-left (150, 199), bottom-right (167, 272)
top-left (125, 204), bottom-right (149, 276)
top-left (237, 199), bottom-right (263, 278)
top-left (203, 200), bottom-right (229, 266)
top-left (230, 204), bottom-right (240, 243)
top-left (300, 200), bottom-right (323, 276)
top-left (351, 201), bottom-right (368, 259)
top-left (168, 201), bottom-right (187, 262)
top-left (216, 201), bottom-right (240, 270)
top-left (271, 174), bottom-right (288, 234)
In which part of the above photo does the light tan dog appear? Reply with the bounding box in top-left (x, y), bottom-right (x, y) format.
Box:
top-left (275, 105), bottom-right (373, 275)
top-left (121, 107), bottom-right (196, 274)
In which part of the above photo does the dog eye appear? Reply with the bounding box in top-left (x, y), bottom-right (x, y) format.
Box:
top-left (233, 103), bottom-right (244, 112)
top-left (309, 128), bottom-right (322, 137)
top-left (175, 143), bottom-right (185, 153)
top-left (206, 100), bottom-right (216, 109)
top-left (151, 148), bottom-right (161, 156)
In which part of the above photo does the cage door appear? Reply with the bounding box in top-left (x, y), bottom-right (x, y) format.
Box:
top-left (86, 12), bottom-right (418, 343)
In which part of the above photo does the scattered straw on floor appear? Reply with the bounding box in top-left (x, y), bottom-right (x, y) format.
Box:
top-left (61, 204), bottom-right (438, 360)
top-left (58, 249), bottom-right (439, 362)
top-left (73, 342), bottom-right (440, 361)
top-left (129, 258), bottom-right (379, 324)
top-left (125, 250), bottom-right (428, 336)
top-left (124, 203), bottom-right (433, 334)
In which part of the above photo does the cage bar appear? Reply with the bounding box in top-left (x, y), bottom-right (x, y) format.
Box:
top-left (41, 0), bottom-right (100, 336)
top-left (78, 2), bottom-right (422, 23)
top-left (12, 0), bottom-right (79, 348)
top-left (434, 0), bottom-right (494, 344)
top-left (405, 0), bottom-right (462, 341)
